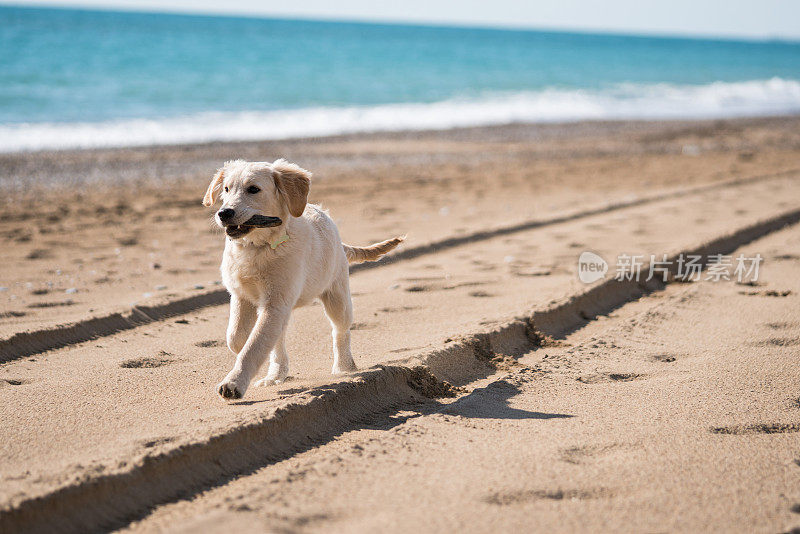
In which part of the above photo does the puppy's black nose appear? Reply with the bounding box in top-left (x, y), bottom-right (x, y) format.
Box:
top-left (217, 208), bottom-right (235, 222)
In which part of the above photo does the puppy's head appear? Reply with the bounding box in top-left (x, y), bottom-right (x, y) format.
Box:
top-left (203, 159), bottom-right (311, 240)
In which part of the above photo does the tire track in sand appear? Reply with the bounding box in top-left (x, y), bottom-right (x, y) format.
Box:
top-left (1, 169), bottom-right (796, 364)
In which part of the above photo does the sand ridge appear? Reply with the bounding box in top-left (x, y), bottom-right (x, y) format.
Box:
top-left (2, 168), bottom-right (795, 363)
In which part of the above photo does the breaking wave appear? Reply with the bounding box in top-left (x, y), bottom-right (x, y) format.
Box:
top-left (1, 77), bottom-right (798, 152)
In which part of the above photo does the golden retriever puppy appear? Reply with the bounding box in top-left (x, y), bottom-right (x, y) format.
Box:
top-left (203, 159), bottom-right (403, 400)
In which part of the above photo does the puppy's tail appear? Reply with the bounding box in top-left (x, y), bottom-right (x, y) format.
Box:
top-left (343, 235), bottom-right (405, 264)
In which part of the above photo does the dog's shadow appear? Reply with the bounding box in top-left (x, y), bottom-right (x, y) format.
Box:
top-left (438, 379), bottom-right (572, 420)
top-left (232, 375), bottom-right (571, 423)
top-left (230, 381), bottom-right (306, 406)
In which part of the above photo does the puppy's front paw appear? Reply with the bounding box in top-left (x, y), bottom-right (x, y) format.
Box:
top-left (255, 362), bottom-right (289, 387)
top-left (332, 361), bottom-right (357, 375)
top-left (217, 368), bottom-right (250, 400)
top-left (254, 376), bottom-right (284, 387)
top-left (217, 380), bottom-right (244, 400)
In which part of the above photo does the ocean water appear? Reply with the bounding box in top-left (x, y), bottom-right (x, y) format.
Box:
top-left (1, 5), bottom-right (799, 151)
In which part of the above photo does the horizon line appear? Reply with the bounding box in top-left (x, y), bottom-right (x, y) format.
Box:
top-left (2, 1), bottom-right (799, 44)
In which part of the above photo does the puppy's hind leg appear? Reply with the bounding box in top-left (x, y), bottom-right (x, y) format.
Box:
top-left (321, 277), bottom-right (357, 375)
top-left (254, 328), bottom-right (290, 386)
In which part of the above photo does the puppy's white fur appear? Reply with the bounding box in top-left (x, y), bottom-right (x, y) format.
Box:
top-left (203, 159), bottom-right (403, 400)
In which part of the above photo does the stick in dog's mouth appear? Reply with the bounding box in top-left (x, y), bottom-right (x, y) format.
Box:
top-left (243, 215), bottom-right (283, 227)
top-left (225, 215), bottom-right (283, 237)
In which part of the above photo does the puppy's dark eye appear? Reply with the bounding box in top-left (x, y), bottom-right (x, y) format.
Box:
top-left (247, 185), bottom-right (261, 194)
top-left (224, 186), bottom-right (229, 193)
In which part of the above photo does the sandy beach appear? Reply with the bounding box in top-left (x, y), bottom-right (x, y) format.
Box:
top-left (1, 116), bottom-right (800, 533)
top-left (2, 116), bottom-right (799, 338)
top-left (127, 222), bottom-right (800, 534)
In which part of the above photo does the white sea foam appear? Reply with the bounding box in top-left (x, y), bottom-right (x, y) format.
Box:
top-left (1, 78), bottom-right (799, 152)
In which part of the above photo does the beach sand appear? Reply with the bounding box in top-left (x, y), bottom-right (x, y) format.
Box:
top-left (1, 116), bottom-right (800, 532)
top-left (2, 116), bottom-right (798, 336)
top-left (126, 222), bottom-right (800, 534)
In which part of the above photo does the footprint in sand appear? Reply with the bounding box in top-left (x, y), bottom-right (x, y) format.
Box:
top-left (389, 346), bottom-right (425, 353)
top-left (484, 488), bottom-right (612, 505)
top-left (25, 249), bottom-right (53, 260)
top-left (404, 280), bottom-right (493, 293)
top-left (764, 322), bottom-right (797, 330)
top-left (652, 353), bottom-right (679, 363)
top-left (739, 289), bottom-right (792, 297)
top-left (276, 386), bottom-right (308, 397)
top-left (140, 436), bottom-right (175, 448)
top-left (401, 276), bottom-right (447, 282)
top-left (736, 280), bottom-right (766, 288)
top-left (750, 337), bottom-right (800, 347)
top-left (120, 351), bottom-right (174, 368)
top-left (195, 340), bottom-right (224, 348)
top-left (379, 306), bottom-right (421, 313)
top-left (559, 443), bottom-right (635, 465)
top-left (577, 372), bottom-right (643, 384)
top-left (404, 285), bottom-right (429, 292)
top-left (116, 236), bottom-right (139, 247)
top-left (2, 378), bottom-right (28, 386)
top-left (470, 259), bottom-right (498, 269)
top-left (511, 267), bottom-right (552, 277)
top-left (710, 423), bottom-right (800, 435)
top-left (27, 300), bottom-right (75, 309)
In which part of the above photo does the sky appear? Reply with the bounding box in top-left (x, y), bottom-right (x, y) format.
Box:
top-left (4, 0), bottom-right (800, 40)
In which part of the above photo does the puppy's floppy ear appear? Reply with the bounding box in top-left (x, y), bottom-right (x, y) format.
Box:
top-left (202, 168), bottom-right (225, 207)
top-left (271, 158), bottom-right (311, 218)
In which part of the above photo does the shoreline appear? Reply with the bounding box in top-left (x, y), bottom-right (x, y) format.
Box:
top-left (3, 113), bottom-right (800, 156)
top-left (2, 114), bottom-right (800, 195)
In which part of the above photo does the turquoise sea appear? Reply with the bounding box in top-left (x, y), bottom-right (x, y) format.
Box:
top-left (1, 5), bottom-right (799, 151)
